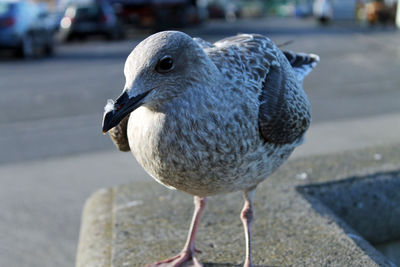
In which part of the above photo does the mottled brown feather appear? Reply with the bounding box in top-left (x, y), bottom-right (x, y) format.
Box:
top-left (107, 116), bottom-right (130, 152)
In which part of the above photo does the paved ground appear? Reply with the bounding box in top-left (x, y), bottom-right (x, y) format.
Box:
top-left (76, 144), bottom-right (400, 267)
top-left (1, 17), bottom-right (400, 267)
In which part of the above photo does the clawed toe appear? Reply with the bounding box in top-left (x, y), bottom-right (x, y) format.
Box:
top-left (144, 250), bottom-right (203, 267)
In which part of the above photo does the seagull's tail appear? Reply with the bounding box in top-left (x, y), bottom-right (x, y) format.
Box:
top-left (282, 50), bottom-right (320, 82)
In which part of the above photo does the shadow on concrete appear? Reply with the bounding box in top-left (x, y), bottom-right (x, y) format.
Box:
top-left (297, 169), bottom-right (400, 265)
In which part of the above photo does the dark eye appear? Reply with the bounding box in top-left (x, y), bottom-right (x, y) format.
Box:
top-left (156, 56), bottom-right (174, 73)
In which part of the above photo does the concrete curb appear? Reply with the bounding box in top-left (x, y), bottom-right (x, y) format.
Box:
top-left (76, 188), bottom-right (114, 267)
top-left (76, 143), bottom-right (400, 266)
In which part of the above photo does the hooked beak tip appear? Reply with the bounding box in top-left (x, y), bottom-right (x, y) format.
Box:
top-left (102, 109), bottom-right (114, 134)
top-left (102, 90), bottom-right (150, 133)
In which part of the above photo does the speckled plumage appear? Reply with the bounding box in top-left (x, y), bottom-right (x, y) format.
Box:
top-left (103, 31), bottom-right (319, 266)
top-left (106, 31), bottom-right (316, 197)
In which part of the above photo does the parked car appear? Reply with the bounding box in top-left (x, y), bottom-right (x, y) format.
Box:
top-left (46, 10), bottom-right (65, 33)
top-left (0, 0), bottom-right (55, 58)
top-left (58, 0), bottom-right (124, 41)
top-left (110, 0), bottom-right (205, 30)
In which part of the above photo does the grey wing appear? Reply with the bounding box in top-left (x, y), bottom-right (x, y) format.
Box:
top-left (258, 51), bottom-right (312, 145)
top-left (205, 33), bottom-right (313, 144)
top-left (107, 116), bottom-right (130, 152)
top-left (208, 33), bottom-right (278, 90)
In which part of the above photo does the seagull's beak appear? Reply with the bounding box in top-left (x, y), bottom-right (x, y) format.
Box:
top-left (102, 90), bottom-right (149, 133)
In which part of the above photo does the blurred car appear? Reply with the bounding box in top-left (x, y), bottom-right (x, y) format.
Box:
top-left (0, 0), bottom-right (55, 58)
top-left (110, 0), bottom-right (204, 30)
top-left (46, 10), bottom-right (65, 33)
top-left (58, 1), bottom-right (124, 41)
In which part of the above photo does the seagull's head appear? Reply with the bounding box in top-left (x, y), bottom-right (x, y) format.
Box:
top-left (102, 31), bottom-right (216, 133)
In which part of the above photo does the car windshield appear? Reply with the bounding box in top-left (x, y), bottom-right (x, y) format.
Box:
top-left (75, 6), bottom-right (102, 19)
top-left (0, 2), bottom-right (15, 17)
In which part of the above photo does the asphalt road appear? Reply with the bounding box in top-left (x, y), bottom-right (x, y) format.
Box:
top-left (1, 17), bottom-right (400, 267)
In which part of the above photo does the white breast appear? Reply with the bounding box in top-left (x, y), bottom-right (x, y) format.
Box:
top-left (127, 106), bottom-right (168, 184)
top-left (126, 102), bottom-right (295, 197)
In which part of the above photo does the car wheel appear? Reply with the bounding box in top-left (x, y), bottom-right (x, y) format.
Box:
top-left (17, 34), bottom-right (34, 58)
top-left (43, 40), bottom-right (54, 56)
top-left (65, 33), bottom-right (75, 42)
top-left (105, 30), bottom-right (118, 41)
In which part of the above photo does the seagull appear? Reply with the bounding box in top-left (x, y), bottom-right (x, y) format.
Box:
top-left (102, 31), bottom-right (319, 267)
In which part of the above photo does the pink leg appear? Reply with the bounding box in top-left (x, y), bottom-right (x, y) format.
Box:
top-left (145, 196), bottom-right (206, 267)
top-left (241, 188), bottom-right (256, 267)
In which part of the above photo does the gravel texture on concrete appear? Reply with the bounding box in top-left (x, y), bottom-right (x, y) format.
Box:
top-left (76, 143), bottom-right (400, 267)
